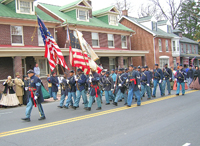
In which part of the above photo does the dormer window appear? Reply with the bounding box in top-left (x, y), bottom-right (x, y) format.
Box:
top-left (152, 21), bottom-right (157, 31)
top-left (109, 15), bottom-right (118, 26)
top-left (167, 25), bottom-right (172, 33)
top-left (16, 0), bottom-right (35, 15)
top-left (77, 9), bottom-right (89, 21)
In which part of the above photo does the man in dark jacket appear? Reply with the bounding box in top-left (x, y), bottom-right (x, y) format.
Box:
top-left (140, 66), bottom-right (151, 99)
top-left (176, 64), bottom-right (187, 96)
top-left (187, 65), bottom-right (194, 86)
top-left (50, 72), bottom-right (59, 101)
top-left (162, 64), bottom-right (172, 95)
top-left (21, 70), bottom-right (45, 122)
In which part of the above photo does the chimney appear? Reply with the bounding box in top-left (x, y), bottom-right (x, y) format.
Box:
top-left (179, 32), bottom-right (182, 38)
top-left (86, 0), bottom-right (92, 18)
top-left (122, 10), bottom-right (128, 16)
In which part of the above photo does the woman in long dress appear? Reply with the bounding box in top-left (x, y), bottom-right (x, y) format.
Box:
top-left (190, 66), bottom-right (200, 90)
top-left (0, 76), bottom-right (19, 107)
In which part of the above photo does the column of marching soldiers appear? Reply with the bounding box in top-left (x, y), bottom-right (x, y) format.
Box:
top-left (22, 63), bottom-right (187, 122)
top-left (53, 63), bottom-right (186, 111)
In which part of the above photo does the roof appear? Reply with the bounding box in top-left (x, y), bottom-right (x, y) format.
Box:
top-left (121, 16), bottom-right (178, 38)
top-left (93, 6), bottom-right (114, 16)
top-left (180, 36), bottom-right (199, 44)
top-left (59, 0), bottom-right (82, 11)
top-left (39, 3), bottom-right (133, 32)
top-left (0, 3), bottom-right (59, 23)
top-left (137, 16), bottom-right (152, 22)
top-left (173, 29), bottom-right (182, 33)
top-left (157, 20), bottom-right (168, 26)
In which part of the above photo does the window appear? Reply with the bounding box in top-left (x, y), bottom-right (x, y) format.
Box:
top-left (11, 26), bottom-right (23, 45)
top-left (20, 1), bottom-right (30, 13)
top-left (159, 58), bottom-right (169, 69)
top-left (38, 28), bottom-right (44, 46)
top-left (167, 25), bottom-right (172, 33)
top-left (109, 15), bottom-right (118, 25)
top-left (186, 44), bottom-right (189, 54)
top-left (121, 35), bottom-right (127, 48)
top-left (109, 58), bottom-right (116, 71)
top-left (123, 58), bottom-right (128, 68)
top-left (77, 9), bottom-right (89, 21)
top-left (152, 21), bottom-right (157, 31)
top-left (173, 41), bottom-right (176, 51)
top-left (92, 32), bottom-right (99, 47)
top-left (177, 41), bottom-right (180, 51)
top-left (158, 39), bottom-right (162, 52)
top-left (196, 45), bottom-right (198, 54)
top-left (108, 34), bottom-right (114, 47)
top-left (38, 59), bottom-right (47, 76)
top-left (190, 45), bottom-right (192, 53)
top-left (181, 44), bottom-right (184, 53)
top-left (166, 40), bottom-right (169, 52)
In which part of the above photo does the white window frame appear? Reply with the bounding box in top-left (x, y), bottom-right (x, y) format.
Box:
top-left (158, 39), bottom-right (162, 52)
top-left (109, 15), bottom-right (118, 26)
top-left (108, 34), bottom-right (114, 48)
top-left (16, 0), bottom-right (35, 15)
top-left (121, 35), bottom-right (127, 49)
top-left (166, 40), bottom-right (169, 52)
top-left (159, 56), bottom-right (169, 69)
top-left (77, 9), bottom-right (89, 22)
top-left (11, 25), bottom-right (24, 46)
top-left (177, 41), bottom-right (180, 52)
top-left (109, 57), bottom-right (116, 71)
top-left (152, 21), bottom-right (157, 31)
top-left (38, 28), bottom-right (45, 46)
top-left (92, 32), bottom-right (99, 47)
top-left (172, 41), bottom-right (176, 51)
top-left (167, 25), bottom-right (172, 33)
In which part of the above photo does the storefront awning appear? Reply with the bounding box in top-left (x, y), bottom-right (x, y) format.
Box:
top-left (180, 54), bottom-right (200, 59)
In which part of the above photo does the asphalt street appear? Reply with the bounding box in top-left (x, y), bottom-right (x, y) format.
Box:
top-left (0, 89), bottom-right (200, 146)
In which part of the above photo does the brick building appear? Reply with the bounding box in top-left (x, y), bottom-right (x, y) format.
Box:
top-left (0, 0), bottom-right (60, 89)
top-left (37, 0), bottom-right (148, 71)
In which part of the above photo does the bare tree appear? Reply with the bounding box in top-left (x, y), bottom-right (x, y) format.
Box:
top-left (114, 0), bottom-right (133, 16)
top-left (138, 4), bottom-right (163, 20)
top-left (150, 0), bottom-right (186, 29)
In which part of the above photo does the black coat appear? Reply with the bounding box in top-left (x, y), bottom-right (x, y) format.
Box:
top-left (3, 82), bottom-right (15, 94)
top-left (194, 69), bottom-right (200, 84)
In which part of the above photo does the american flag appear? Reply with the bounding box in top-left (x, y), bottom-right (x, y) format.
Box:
top-left (67, 27), bottom-right (102, 74)
top-left (67, 27), bottom-right (91, 74)
top-left (37, 16), bottom-right (69, 71)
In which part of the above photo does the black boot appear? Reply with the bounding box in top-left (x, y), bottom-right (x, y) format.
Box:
top-left (86, 107), bottom-right (91, 111)
top-left (38, 116), bottom-right (46, 120)
top-left (96, 107), bottom-right (101, 110)
top-left (21, 117), bottom-right (30, 122)
top-left (57, 105), bottom-right (63, 108)
top-left (112, 102), bottom-right (118, 106)
top-left (72, 106), bottom-right (77, 110)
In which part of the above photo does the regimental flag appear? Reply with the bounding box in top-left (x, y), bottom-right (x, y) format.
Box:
top-left (191, 56), bottom-right (196, 67)
top-left (37, 16), bottom-right (69, 71)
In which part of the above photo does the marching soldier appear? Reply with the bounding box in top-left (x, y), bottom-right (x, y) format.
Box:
top-left (103, 71), bottom-right (114, 105)
top-left (86, 70), bottom-right (101, 111)
top-left (113, 68), bottom-right (125, 106)
top-left (145, 66), bottom-right (153, 96)
top-left (73, 69), bottom-right (88, 110)
top-left (140, 66), bottom-right (151, 100)
top-left (99, 70), bottom-right (106, 103)
top-left (152, 64), bottom-right (164, 97)
top-left (176, 64), bottom-right (186, 96)
top-left (50, 72), bottom-right (59, 100)
top-left (110, 69), bottom-right (117, 102)
top-left (122, 68), bottom-right (129, 105)
top-left (162, 64), bottom-right (172, 95)
top-left (127, 65), bottom-right (141, 107)
top-left (21, 70), bottom-right (45, 122)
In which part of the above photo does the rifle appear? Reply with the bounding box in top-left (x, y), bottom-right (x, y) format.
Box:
top-left (113, 74), bottom-right (118, 94)
top-left (31, 88), bottom-right (41, 117)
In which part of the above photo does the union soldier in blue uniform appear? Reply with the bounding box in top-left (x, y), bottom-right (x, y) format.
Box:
top-left (176, 64), bottom-right (186, 96)
top-left (21, 70), bottom-right (45, 122)
top-left (145, 66), bottom-right (153, 95)
top-left (86, 70), bottom-right (101, 111)
top-left (112, 68), bottom-right (125, 106)
top-left (140, 66), bottom-right (151, 99)
top-left (122, 69), bottom-right (129, 105)
top-left (127, 65), bottom-right (141, 107)
top-left (50, 72), bottom-right (59, 100)
top-left (99, 70), bottom-right (106, 103)
top-left (73, 69), bottom-right (88, 110)
top-left (103, 71), bottom-right (114, 105)
top-left (62, 71), bottom-right (77, 109)
top-left (162, 64), bottom-right (172, 95)
top-left (152, 64), bottom-right (164, 97)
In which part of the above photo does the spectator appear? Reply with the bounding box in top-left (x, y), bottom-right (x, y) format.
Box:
top-left (14, 72), bottom-right (24, 106)
top-left (0, 76), bottom-right (19, 107)
top-left (47, 74), bottom-right (53, 97)
top-left (99, 63), bottom-right (103, 69)
top-left (187, 65), bottom-right (194, 86)
top-left (50, 72), bottom-right (59, 100)
top-left (34, 63), bottom-right (40, 76)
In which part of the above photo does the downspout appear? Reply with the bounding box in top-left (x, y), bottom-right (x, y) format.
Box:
top-left (153, 36), bottom-right (157, 64)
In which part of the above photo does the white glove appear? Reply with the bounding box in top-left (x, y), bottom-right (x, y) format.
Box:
top-left (114, 84), bottom-right (116, 88)
top-left (138, 85), bottom-right (141, 88)
top-left (175, 78), bottom-right (177, 81)
top-left (169, 78), bottom-right (171, 80)
top-left (152, 79), bottom-right (154, 82)
top-left (119, 84), bottom-right (122, 87)
top-left (111, 89), bottom-right (114, 92)
top-left (163, 78), bottom-right (165, 80)
top-left (89, 79), bottom-right (92, 83)
top-left (34, 96), bottom-right (38, 100)
top-left (66, 79), bottom-right (69, 84)
top-left (25, 87), bottom-right (29, 91)
top-left (184, 80), bottom-right (187, 83)
top-left (126, 79), bottom-right (129, 83)
top-left (88, 88), bottom-right (90, 91)
top-left (75, 79), bottom-right (78, 81)
top-left (147, 84), bottom-right (149, 86)
top-left (3, 81), bottom-right (6, 85)
top-left (159, 80), bottom-right (162, 83)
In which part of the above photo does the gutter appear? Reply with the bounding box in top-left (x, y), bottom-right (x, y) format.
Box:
top-left (153, 36), bottom-right (157, 64)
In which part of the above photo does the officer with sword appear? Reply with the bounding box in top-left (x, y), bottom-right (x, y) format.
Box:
top-left (21, 69), bottom-right (45, 122)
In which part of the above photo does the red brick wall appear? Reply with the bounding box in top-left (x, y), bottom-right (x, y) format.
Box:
top-left (0, 57), bottom-right (13, 80)
top-left (120, 19), bottom-right (154, 68)
top-left (83, 31), bottom-right (92, 46)
top-left (49, 28), bottom-right (54, 38)
top-left (14, 56), bottom-right (22, 77)
top-left (99, 33), bottom-right (108, 48)
top-left (0, 24), bottom-right (11, 45)
top-left (37, 5), bottom-right (64, 23)
top-left (56, 27), bottom-right (66, 48)
top-left (118, 56), bottom-right (124, 68)
top-left (114, 34), bottom-right (121, 48)
top-left (23, 26), bottom-right (38, 46)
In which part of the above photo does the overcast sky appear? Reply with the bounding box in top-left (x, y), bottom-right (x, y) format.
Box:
top-left (35, 0), bottom-right (150, 17)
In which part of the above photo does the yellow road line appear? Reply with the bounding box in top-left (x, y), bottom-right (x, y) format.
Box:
top-left (0, 90), bottom-right (198, 138)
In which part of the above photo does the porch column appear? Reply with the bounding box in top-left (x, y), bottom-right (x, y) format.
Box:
top-left (13, 56), bottom-right (22, 77)
top-left (118, 56), bottom-right (124, 68)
